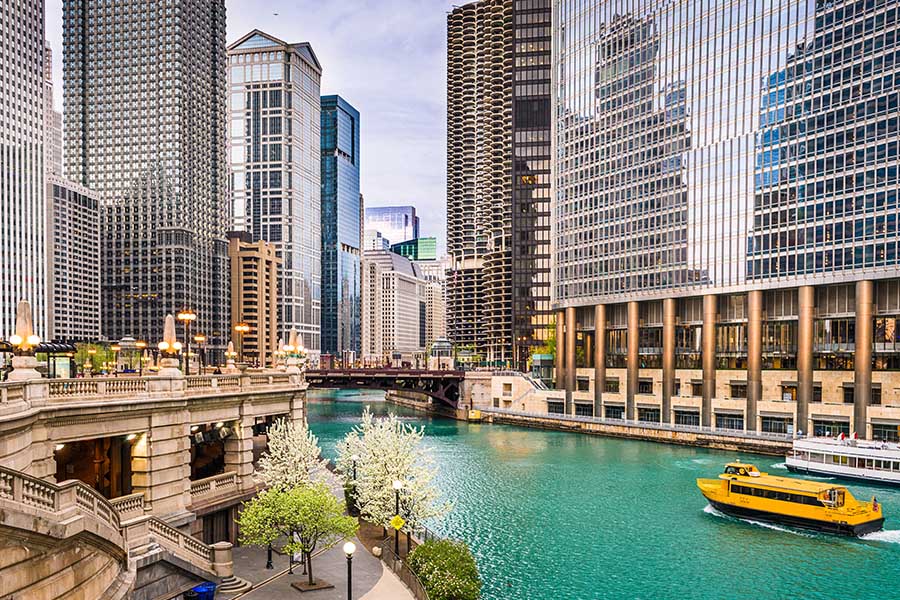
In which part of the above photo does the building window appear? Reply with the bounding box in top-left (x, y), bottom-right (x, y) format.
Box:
top-left (576, 377), bottom-right (590, 392)
top-left (872, 423), bottom-right (900, 442)
top-left (637, 379), bottom-right (653, 395)
top-left (813, 420), bottom-right (850, 437)
top-left (813, 385), bottom-right (823, 403)
top-left (761, 416), bottom-right (792, 434)
top-left (502, 383), bottom-right (512, 397)
top-left (605, 378), bottom-right (620, 393)
top-left (690, 382), bottom-right (703, 397)
top-left (781, 384), bottom-right (797, 402)
top-left (842, 386), bottom-right (855, 404)
top-left (673, 379), bottom-right (681, 396)
top-left (575, 404), bottom-right (593, 417)
top-left (547, 401), bottom-right (564, 415)
top-left (730, 383), bottom-right (747, 399)
top-left (674, 410), bottom-right (700, 426)
top-left (638, 408), bottom-right (660, 422)
top-left (872, 386), bottom-right (882, 406)
top-left (715, 414), bottom-right (744, 431)
top-left (604, 405), bottom-right (624, 420)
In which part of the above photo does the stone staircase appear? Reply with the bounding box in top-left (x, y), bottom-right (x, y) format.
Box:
top-left (0, 465), bottom-right (249, 599)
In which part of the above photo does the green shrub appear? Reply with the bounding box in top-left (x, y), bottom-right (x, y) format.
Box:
top-left (407, 539), bottom-right (481, 600)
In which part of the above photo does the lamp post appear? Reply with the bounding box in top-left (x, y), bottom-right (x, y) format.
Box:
top-left (110, 344), bottom-right (121, 375)
top-left (234, 322), bottom-right (250, 364)
top-left (392, 480), bottom-right (402, 556)
top-left (176, 309), bottom-right (197, 374)
top-left (86, 347), bottom-right (97, 376)
top-left (351, 454), bottom-right (359, 482)
top-left (135, 340), bottom-right (147, 376)
top-left (343, 541), bottom-right (356, 600)
top-left (266, 542), bottom-right (274, 570)
top-left (193, 333), bottom-right (206, 373)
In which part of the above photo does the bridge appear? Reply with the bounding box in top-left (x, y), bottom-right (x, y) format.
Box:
top-left (305, 369), bottom-right (466, 409)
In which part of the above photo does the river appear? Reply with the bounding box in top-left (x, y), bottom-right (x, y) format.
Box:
top-left (307, 390), bottom-right (900, 600)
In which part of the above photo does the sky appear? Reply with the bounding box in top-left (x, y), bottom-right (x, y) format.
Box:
top-left (44, 0), bottom-right (456, 248)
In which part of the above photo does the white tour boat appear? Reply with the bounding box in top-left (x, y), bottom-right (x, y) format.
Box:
top-left (786, 436), bottom-right (900, 486)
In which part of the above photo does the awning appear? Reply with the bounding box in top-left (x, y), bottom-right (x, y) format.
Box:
top-left (811, 414), bottom-right (850, 422)
top-left (0, 341), bottom-right (77, 354)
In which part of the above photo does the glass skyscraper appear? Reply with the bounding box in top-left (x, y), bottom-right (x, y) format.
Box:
top-left (64, 0), bottom-right (229, 353)
top-left (364, 206), bottom-right (419, 246)
top-left (552, 0), bottom-right (900, 439)
top-left (321, 95), bottom-right (361, 356)
top-left (227, 30), bottom-right (323, 355)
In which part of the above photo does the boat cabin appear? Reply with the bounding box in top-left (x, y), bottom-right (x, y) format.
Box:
top-left (722, 463), bottom-right (761, 477)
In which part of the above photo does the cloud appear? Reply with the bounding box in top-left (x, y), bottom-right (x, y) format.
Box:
top-left (45, 0), bottom-right (454, 250)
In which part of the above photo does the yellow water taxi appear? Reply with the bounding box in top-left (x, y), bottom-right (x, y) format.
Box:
top-left (697, 462), bottom-right (884, 536)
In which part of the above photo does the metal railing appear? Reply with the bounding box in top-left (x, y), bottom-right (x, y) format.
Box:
top-left (379, 541), bottom-right (430, 600)
top-left (480, 406), bottom-right (794, 442)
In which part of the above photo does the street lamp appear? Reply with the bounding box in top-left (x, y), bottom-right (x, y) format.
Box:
top-left (193, 333), bottom-right (206, 373)
top-left (343, 541), bottom-right (356, 600)
top-left (392, 479), bottom-right (403, 556)
top-left (177, 309), bottom-right (197, 374)
top-left (234, 322), bottom-right (250, 363)
top-left (135, 340), bottom-right (147, 376)
top-left (110, 344), bottom-right (121, 375)
top-left (86, 347), bottom-right (97, 376)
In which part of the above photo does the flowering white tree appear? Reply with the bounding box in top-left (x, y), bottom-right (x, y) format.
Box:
top-left (255, 417), bottom-right (328, 491)
top-left (335, 408), bottom-right (450, 528)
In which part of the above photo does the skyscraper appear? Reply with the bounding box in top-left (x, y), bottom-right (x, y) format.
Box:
top-left (0, 0), bottom-right (46, 342)
top-left (64, 0), bottom-right (229, 354)
top-left (227, 30), bottom-right (323, 356)
top-left (553, 0), bottom-right (900, 439)
top-left (364, 206), bottom-right (419, 246)
top-left (321, 95), bottom-right (361, 357)
top-left (446, 0), bottom-right (552, 367)
top-left (43, 42), bottom-right (62, 178)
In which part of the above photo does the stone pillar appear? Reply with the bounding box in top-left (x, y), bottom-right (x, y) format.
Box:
top-left (584, 334), bottom-right (593, 370)
top-left (747, 290), bottom-right (763, 433)
top-left (626, 301), bottom-right (639, 421)
top-left (224, 422), bottom-right (256, 494)
top-left (210, 541), bottom-right (235, 578)
top-left (797, 286), bottom-right (815, 436)
top-left (555, 310), bottom-right (565, 389)
top-left (701, 295), bottom-right (717, 427)
top-left (565, 306), bottom-right (576, 414)
top-left (662, 298), bottom-right (676, 425)
top-left (139, 411), bottom-right (192, 521)
top-left (594, 304), bottom-right (606, 419)
top-left (855, 280), bottom-right (874, 438)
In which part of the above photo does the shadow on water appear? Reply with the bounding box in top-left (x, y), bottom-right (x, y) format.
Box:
top-left (308, 390), bottom-right (900, 600)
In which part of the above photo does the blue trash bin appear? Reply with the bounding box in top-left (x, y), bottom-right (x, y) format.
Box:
top-left (192, 582), bottom-right (217, 600)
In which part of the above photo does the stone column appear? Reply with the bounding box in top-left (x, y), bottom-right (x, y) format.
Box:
top-left (855, 280), bottom-right (874, 438)
top-left (565, 306), bottom-right (576, 414)
top-left (797, 286), bottom-right (815, 436)
top-left (701, 295), bottom-right (717, 427)
top-left (136, 410), bottom-right (192, 520)
top-left (584, 333), bottom-right (593, 370)
top-left (662, 298), bottom-right (676, 425)
top-left (594, 304), bottom-right (606, 418)
top-left (224, 422), bottom-right (256, 494)
top-left (747, 290), bottom-right (763, 432)
top-left (626, 301), bottom-right (639, 420)
top-left (555, 310), bottom-right (565, 389)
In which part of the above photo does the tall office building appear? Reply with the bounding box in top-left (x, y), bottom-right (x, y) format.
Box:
top-left (44, 42), bottom-right (63, 177)
top-left (364, 206), bottom-right (419, 246)
top-left (228, 30), bottom-right (323, 357)
top-left (553, 0), bottom-right (900, 439)
top-left (0, 0), bottom-right (46, 342)
top-left (446, 0), bottom-right (552, 367)
top-left (321, 95), bottom-right (361, 357)
top-left (64, 0), bottom-right (229, 354)
top-left (391, 237), bottom-right (438, 261)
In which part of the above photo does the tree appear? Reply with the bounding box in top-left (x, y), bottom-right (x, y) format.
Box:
top-left (335, 408), bottom-right (450, 529)
top-left (238, 484), bottom-right (358, 587)
top-left (255, 418), bottom-right (328, 491)
top-left (408, 539), bottom-right (482, 600)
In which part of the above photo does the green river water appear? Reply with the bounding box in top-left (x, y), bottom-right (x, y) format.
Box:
top-left (307, 390), bottom-right (900, 600)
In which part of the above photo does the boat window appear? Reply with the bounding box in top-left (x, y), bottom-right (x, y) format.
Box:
top-left (810, 453), bottom-right (825, 463)
top-left (724, 466), bottom-right (738, 475)
top-left (849, 457), bottom-right (857, 468)
top-left (865, 459), bottom-right (874, 469)
top-left (894, 462), bottom-right (900, 471)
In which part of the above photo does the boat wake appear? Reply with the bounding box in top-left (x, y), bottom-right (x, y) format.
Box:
top-left (860, 530), bottom-right (900, 544)
top-left (769, 462), bottom-right (787, 470)
top-left (703, 504), bottom-right (813, 537)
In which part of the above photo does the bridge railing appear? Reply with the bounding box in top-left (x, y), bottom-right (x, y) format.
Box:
top-left (480, 406), bottom-right (794, 442)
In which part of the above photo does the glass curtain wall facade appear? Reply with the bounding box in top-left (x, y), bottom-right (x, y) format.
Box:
top-left (447, 0), bottom-right (553, 367)
top-left (552, 0), bottom-right (900, 437)
top-left (320, 95), bottom-right (361, 356)
top-left (1, 0), bottom-right (45, 343)
top-left (227, 31), bottom-right (323, 356)
top-left (364, 206), bottom-right (419, 246)
top-left (64, 0), bottom-right (228, 355)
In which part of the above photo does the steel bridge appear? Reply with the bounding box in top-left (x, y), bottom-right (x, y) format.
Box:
top-left (304, 369), bottom-right (465, 409)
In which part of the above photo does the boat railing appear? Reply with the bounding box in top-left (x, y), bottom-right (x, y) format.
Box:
top-left (480, 407), bottom-right (794, 442)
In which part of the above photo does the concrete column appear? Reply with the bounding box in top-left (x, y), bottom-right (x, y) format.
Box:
top-left (701, 295), bottom-right (717, 427)
top-left (855, 280), bottom-right (874, 437)
top-left (584, 334), bottom-right (593, 369)
top-left (565, 306), bottom-right (576, 414)
top-left (747, 290), bottom-right (763, 433)
top-left (626, 301), bottom-right (639, 421)
top-left (224, 423), bottom-right (256, 494)
top-left (555, 310), bottom-right (565, 389)
top-left (594, 304), bottom-right (606, 419)
top-left (138, 411), bottom-right (192, 519)
top-left (797, 286), bottom-right (815, 436)
top-left (662, 298), bottom-right (676, 424)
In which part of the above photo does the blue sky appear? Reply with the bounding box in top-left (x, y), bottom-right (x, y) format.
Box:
top-left (45, 0), bottom-right (455, 247)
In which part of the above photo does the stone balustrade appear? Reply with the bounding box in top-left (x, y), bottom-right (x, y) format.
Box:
top-left (110, 491), bottom-right (146, 521)
top-left (189, 471), bottom-right (239, 501)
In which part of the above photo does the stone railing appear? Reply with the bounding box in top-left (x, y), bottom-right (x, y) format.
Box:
top-left (189, 471), bottom-right (239, 502)
top-left (110, 491), bottom-right (146, 521)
